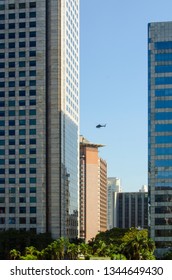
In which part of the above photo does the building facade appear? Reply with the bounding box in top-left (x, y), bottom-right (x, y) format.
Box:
top-left (107, 177), bottom-right (121, 229)
top-left (80, 136), bottom-right (107, 242)
top-left (148, 22), bottom-right (172, 248)
top-left (117, 191), bottom-right (148, 229)
top-left (0, 0), bottom-right (80, 240)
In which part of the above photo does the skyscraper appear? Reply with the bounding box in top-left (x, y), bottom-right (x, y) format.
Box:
top-left (148, 22), bottom-right (172, 248)
top-left (80, 136), bottom-right (107, 242)
top-left (0, 0), bottom-right (80, 240)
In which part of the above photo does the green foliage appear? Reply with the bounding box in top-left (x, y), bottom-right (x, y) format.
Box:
top-left (0, 230), bottom-right (53, 259)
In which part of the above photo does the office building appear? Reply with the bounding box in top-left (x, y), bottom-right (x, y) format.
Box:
top-left (0, 0), bottom-right (80, 240)
top-left (117, 191), bottom-right (148, 229)
top-left (107, 177), bottom-right (122, 229)
top-left (80, 136), bottom-right (107, 242)
top-left (148, 22), bottom-right (172, 248)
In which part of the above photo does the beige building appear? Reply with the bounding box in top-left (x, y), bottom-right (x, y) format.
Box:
top-left (80, 136), bottom-right (107, 242)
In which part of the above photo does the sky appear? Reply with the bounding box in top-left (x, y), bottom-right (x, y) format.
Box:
top-left (80, 0), bottom-right (172, 192)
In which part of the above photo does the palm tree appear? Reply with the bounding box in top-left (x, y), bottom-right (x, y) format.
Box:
top-left (9, 249), bottom-right (21, 260)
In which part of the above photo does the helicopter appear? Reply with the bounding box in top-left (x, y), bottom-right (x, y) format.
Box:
top-left (96, 124), bottom-right (106, 128)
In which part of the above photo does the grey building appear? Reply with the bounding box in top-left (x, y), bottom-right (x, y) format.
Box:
top-left (0, 0), bottom-right (80, 239)
top-left (148, 22), bottom-right (172, 248)
top-left (117, 192), bottom-right (148, 229)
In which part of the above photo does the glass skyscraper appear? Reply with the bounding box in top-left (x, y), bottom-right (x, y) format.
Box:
top-left (0, 0), bottom-right (80, 240)
top-left (148, 22), bottom-right (172, 248)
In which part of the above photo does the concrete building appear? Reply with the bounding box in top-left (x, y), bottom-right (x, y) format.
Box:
top-left (0, 0), bottom-right (80, 239)
top-left (107, 177), bottom-right (122, 229)
top-left (148, 22), bottom-right (172, 248)
top-left (80, 136), bottom-right (107, 242)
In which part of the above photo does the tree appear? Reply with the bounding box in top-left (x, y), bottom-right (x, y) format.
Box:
top-left (9, 249), bottom-right (21, 260)
top-left (120, 228), bottom-right (155, 260)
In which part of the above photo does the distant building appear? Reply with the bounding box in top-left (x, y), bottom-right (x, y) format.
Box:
top-left (107, 177), bottom-right (122, 229)
top-left (117, 192), bottom-right (148, 229)
top-left (79, 136), bottom-right (107, 242)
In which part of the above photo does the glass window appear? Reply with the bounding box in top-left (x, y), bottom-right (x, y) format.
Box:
top-left (30, 100), bottom-right (36, 106)
top-left (9, 42), bottom-right (15, 48)
top-left (29, 109), bottom-right (36, 115)
top-left (19, 139), bottom-right (25, 145)
top-left (9, 178), bottom-right (15, 184)
top-left (19, 22), bottom-right (26, 28)
top-left (9, 23), bottom-right (15, 29)
top-left (9, 33), bottom-right (15, 39)
top-left (9, 149), bottom-right (15, 154)
top-left (30, 158), bottom-right (36, 164)
top-left (29, 61), bottom-right (36, 67)
top-left (19, 32), bottom-right (26, 38)
top-left (29, 22), bottom-right (36, 28)
top-left (19, 149), bottom-right (26, 155)
top-left (19, 110), bottom-right (26, 116)
top-left (30, 207), bottom-right (36, 213)
top-left (19, 52), bottom-right (25, 58)
top-left (20, 207), bottom-right (26, 213)
top-left (19, 13), bottom-right (26, 19)
top-left (19, 41), bottom-right (26, 48)
top-left (30, 12), bottom-right (36, 18)
top-left (9, 159), bottom-right (15, 165)
top-left (9, 14), bottom-right (15, 19)
top-left (19, 129), bottom-right (26, 135)
top-left (9, 120), bottom-right (15, 126)
top-left (19, 3), bottom-right (26, 9)
top-left (19, 100), bottom-right (25, 106)
top-left (19, 61), bottom-right (25, 67)
top-left (9, 139), bottom-right (15, 145)
top-left (19, 178), bottom-right (26, 184)
top-left (29, 90), bottom-right (36, 96)
top-left (9, 62), bottom-right (15, 68)
top-left (19, 81), bottom-right (26, 87)
top-left (19, 158), bottom-right (26, 164)
top-left (19, 90), bottom-right (25, 96)
top-left (19, 168), bottom-right (26, 174)
top-left (0, 91), bottom-right (4, 97)
top-left (29, 129), bottom-right (36, 135)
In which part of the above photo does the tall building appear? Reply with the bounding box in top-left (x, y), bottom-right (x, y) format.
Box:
top-left (0, 0), bottom-right (80, 240)
top-left (148, 22), bottom-right (172, 248)
top-left (117, 191), bottom-right (148, 229)
top-left (80, 136), bottom-right (107, 242)
top-left (107, 177), bottom-right (122, 229)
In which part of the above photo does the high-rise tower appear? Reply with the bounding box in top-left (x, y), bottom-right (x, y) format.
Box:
top-left (0, 0), bottom-right (80, 240)
top-left (148, 22), bottom-right (172, 248)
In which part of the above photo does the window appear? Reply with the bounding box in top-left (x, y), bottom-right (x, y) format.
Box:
top-left (19, 188), bottom-right (26, 194)
top-left (19, 139), bottom-right (26, 145)
top-left (30, 158), bottom-right (36, 164)
top-left (9, 178), bottom-right (15, 184)
top-left (19, 110), bottom-right (26, 116)
top-left (9, 159), bottom-right (15, 165)
top-left (9, 14), bottom-right (15, 19)
top-left (19, 178), bottom-right (26, 184)
top-left (19, 101), bottom-right (25, 107)
top-left (9, 52), bottom-right (15, 58)
top-left (19, 218), bottom-right (26, 224)
top-left (19, 22), bottom-right (26, 28)
top-left (30, 51), bottom-right (36, 57)
top-left (19, 90), bottom-right (26, 96)
top-left (19, 158), bottom-right (26, 164)
top-left (19, 81), bottom-right (26, 87)
top-left (9, 33), bottom-right (15, 39)
top-left (30, 22), bottom-right (36, 28)
top-left (9, 139), bottom-right (15, 145)
top-left (9, 42), bottom-right (15, 48)
top-left (29, 129), bottom-right (36, 135)
top-left (8, 100), bottom-right (15, 106)
top-left (9, 62), bottom-right (15, 68)
top-left (19, 129), bottom-right (26, 135)
top-left (19, 3), bottom-right (26, 9)
top-left (19, 61), bottom-right (25, 67)
top-left (9, 95), bottom-right (15, 102)
top-left (9, 4), bottom-right (15, 10)
top-left (9, 23), bottom-right (15, 29)
top-left (30, 178), bottom-right (36, 183)
top-left (19, 168), bottom-right (26, 174)
top-left (30, 70), bottom-right (36, 76)
top-left (9, 120), bottom-right (15, 126)
top-left (30, 139), bottom-right (36, 144)
top-left (19, 119), bottom-right (26, 125)
top-left (19, 149), bottom-right (26, 155)
top-left (30, 197), bottom-right (36, 203)
top-left (9, 110), bottom-right (15, 116)
top-left (30, 100), bottom-right (36, 106)
top-left (30, 90), bottom-right (36, 96)
top-left (9, 168), bottom-right (15, 174)
top-left (9, 207), bottom-right (15, 213)
top-left (19, 32), bottom-right (26, 38)
top-left (19, 13), bottom-right (26, 19)
top-left (30, 2), bottom-right (36, 8)
top-left (9, 197), bottom-right (15, 203)
top-left (30, 207), bottom-right (36, 213)
top-left (29, 109), bottom-right (36, 115)
top-left (30, 168), bottom-right (36, 174)
top-left (9, 149), bottom-right (15, 154)
top-left (29, 61), bottom-right (36, 67)
top-left (19, 52), bottom-right (25, 58)
top-left (29, 119), bottom-right (36, 125)
top-left (19, 42), bottom-right (26, 48)
top-left (9, 71), bottom-right (15, 77)
top-left (0, 91), bottom-right (4, 97)
top-left (9, 81), bottom-right (15, 87)
top-left (30, 12), bottom-right (36, 18)
top-left (20, 207), bottom-right (26, 213)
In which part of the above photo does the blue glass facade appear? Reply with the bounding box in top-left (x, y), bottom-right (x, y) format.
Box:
top-left (148, 22), bottom-right (172, 248)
